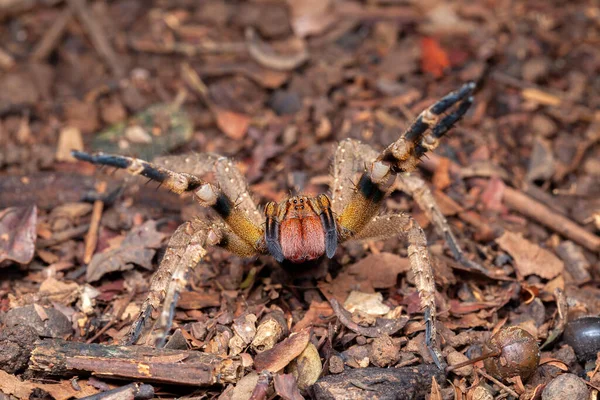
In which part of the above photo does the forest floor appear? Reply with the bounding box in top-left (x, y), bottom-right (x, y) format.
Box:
top-left (0, 0), bottom-right (599, 399)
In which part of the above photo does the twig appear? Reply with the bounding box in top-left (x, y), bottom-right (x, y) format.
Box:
top-left (78, 383), bottom-right (154, 400)
top-left (86, 288), bottom-right (137, 344)
top-left (476, 367), bottom-right (519, 398)
top-left (421, 153), bottom-right (600, 252)
top-left (502, 187), bottom-right (600, 252)
top-left (30, 7), bottom-right (73, 61)
top-left (68, 0), bottom-right (124, 78)
top-left (83, 181), bottom-right (106, 264)
top-left (36, 224), bottom-right (90, 248)
top-left (29, 339), bottom-right (243, 385)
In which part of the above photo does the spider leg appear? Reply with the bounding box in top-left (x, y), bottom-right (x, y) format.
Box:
top-left (397, 174), bottom-right (488, 274)
top-left (330, 139), bottom-right (379, 215)
top-left (155, 153), bottom-right (262, 226)
top-left (351, 213), bottom-right (444, 369)
top-left (73, 151), bottom-right (265, 252)
top-left (377, 82), bottom-right (475, 175)
top-left (127, 219), bottom-right (260, 346)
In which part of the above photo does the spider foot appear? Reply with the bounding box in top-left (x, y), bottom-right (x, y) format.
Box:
top-left (377, 82), bottom-right (476, 175)
top-left (424, 307), bottom-right (446, 370)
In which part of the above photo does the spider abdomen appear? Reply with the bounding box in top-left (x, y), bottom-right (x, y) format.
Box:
top-left (280, 215), bottom-right (326, 263)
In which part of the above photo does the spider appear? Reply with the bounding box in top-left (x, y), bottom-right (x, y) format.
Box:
top-left (73, 82), bottom-right (479, 369)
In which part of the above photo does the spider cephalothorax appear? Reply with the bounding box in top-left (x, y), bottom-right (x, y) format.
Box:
top-left (73, 82), bottom-right (481, 369)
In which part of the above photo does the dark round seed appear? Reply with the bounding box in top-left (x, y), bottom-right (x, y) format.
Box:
top-left (564, 316), bottom-right (600, 362)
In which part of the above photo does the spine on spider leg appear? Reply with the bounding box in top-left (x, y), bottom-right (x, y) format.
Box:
top-left (406, 219), bottom-right (443, 368)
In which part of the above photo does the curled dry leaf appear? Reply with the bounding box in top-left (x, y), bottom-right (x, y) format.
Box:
top-left (330, 298), bottom-right (408, 338)
top-left (86, 220), bottom-right (166, 282)
top-left (254, 329), bottom-right (310, 373)
top-left (287, 342), bottom-right (322, 390)
top-left (0, 205), bottom-right (37, 266)
top-left (245, 27), bottom-right (309, 71)
top-left (496, 231), bottom-right (564, 279)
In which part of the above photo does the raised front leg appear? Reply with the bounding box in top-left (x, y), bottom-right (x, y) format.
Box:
top-left (72, 151), bottom-right (265, 252)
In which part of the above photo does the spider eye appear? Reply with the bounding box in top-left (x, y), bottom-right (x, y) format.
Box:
top-left (299, 198), bottom-right (304, 203)
top-left (293, 199), bottom-right (297, 204)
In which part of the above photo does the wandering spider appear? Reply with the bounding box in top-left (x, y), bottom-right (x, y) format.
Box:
top-left (73, 82), bottom-right (478, 369)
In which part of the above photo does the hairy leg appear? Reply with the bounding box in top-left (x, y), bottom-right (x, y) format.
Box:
top-left (127, 218), bottom-right (259, 346)
top-left (396, 173), bottom-right (488, 274)
top-left (155, 153), bottom-right (262, 226)
top-left (73, 151), bottom-right (265, 251)
top-left (330, 139), bottom-right (378, 215)
top-left (352, 213), bottom-right (443, 368)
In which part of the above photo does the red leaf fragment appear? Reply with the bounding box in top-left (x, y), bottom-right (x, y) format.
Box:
top-left (420, 37), bottom-right (450, 78)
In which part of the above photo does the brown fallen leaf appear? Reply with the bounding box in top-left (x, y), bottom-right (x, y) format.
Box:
top-left (292, 301), bottom-right (333, 332)
top-left (86, 220), bottom-right (166, 282)
top-left (254, 329), bottom-right (310, 373)
top-left (213, 107), bottom-right (250, 140)
top-left (346, 252), bottom-right (411, 289)
top-left (496, 231), bottom-right (564, 279)
top-left (0, 205), bottom-right (37, 265)
top-left (430, 376), bottom-right (443, 400)
top-left (273, 373), bottom-right (304, 400)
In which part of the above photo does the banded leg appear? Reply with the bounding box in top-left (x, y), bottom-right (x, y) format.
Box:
top-left (127, 218), bottom-right (261, 346)
top-left (155, 153), bottom-right (262, 226)
top-left (397, 174), bottom-right (488, 275)
top-left (72, 151), bottom-right (265, 252)
top-left (376, 82), bottom-right (475, 176)
top-left (351, 213), bottom-right (443, 368)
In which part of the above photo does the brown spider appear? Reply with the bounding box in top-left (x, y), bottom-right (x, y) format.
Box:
top-left (73, 82), bottom-right (479, 369)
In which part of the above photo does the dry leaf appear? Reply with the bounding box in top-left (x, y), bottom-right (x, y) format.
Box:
top-left (496, 231), bottom-right (564, 279)
top-left (213, 107), bottom-right (250, 140)
top-left (0, 205), bottom-right (37, 265)
top-left (346, 252), bottom-right (410, 289)
top-left (420, 37), bottom-right (450, 78)
top-left (86, 220), bottom-right (165, 282)
top-left (344, 291), bottom-right (390, 316)
top-left (254, 329), bottom-right (310, 373)
top-left (273, 373), bottom-right (305, 400)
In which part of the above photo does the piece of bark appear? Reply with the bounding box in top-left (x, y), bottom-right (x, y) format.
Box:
top-left (310, 365), bottom-right (445, 400)
top-left (29, 339), bottom-right (243, 385)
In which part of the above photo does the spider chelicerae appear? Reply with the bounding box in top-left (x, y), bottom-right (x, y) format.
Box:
top-left (73, 82), bottom-right (480, 369)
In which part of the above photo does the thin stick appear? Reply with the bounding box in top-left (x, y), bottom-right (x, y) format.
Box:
top-left (421, 153), bottom-right (600, 252)
top-left (83, 181), bottom-right (106, 264)
top-left (30, 7), bottom-right (73, 61)
top-left (476, 368), bottom-right (519, 398)
top-left (68, 0), bottom-right (125, 78)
